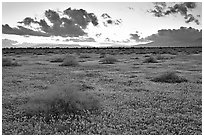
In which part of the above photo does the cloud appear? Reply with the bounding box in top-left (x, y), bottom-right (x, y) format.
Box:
top-left (148, 2), bottom-right (200, 25)
top-left (130, 33), bottom-right (140, 40)
top-left (38, 19), bottom-right (51, 32)
top-left (4, 7), bottom-right (99, 37)
top-left (45, 9), bottom-right (61, 24)
top-left (128, 7), bottom-right (134, 10)
top-left (101, 13), bottom-right (122, 26)
top-left (2, 24), bottom-right (50, 37)
top-left (130, 32), bottom-right (148, 42)
top-left (146, 27), bottom-right (202, 42)
top-left (63, 8), bottom-right (98, 29)
top-left (18, 17), bottom-right (38, 25)
top-left (101, 13), bottom-right (111, 19)
top-left (64, 37), bottom-right (95, 42)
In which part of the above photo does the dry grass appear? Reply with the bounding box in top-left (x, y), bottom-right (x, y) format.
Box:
top-left (99, 56), bottom-right (118, 64)
top-left (79, 54), bottom-right (91, 58)
top-left (156, 54), bottom-right (174, 60)
top-left (156, 54), bottom-right (167, 60)
top-left (50, 57), bottom-right (64, 63)
top-left (2, 58), bottom-right (21, 66)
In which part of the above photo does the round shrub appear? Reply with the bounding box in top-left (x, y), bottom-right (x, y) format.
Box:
top-left (99, 56), bottom-right (118, 64)
top-left (99, 53), bottom-right (106, 58)
top-left (151, 72), bottom-right (188, 83)
top-left (59, 55), bottom-right (79, 66)
top-left (143, 56), bottom-right (158, 63)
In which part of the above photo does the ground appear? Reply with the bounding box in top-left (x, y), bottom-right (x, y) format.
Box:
top-left (2, 47), bottom-right (202, 135)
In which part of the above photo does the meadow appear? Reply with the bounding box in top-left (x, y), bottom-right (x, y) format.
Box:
top-left (2, 47), bottom-right (202, 135)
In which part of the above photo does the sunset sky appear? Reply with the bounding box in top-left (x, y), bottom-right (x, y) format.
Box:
top-left (2, 1), bottom-right (202, 47)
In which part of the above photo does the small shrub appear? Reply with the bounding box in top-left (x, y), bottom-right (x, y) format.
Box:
top-left (59, 55), bottom-right (79, 66)
top-left (18, 84), bottom-right (100, 117)
top-left (143, 56), bottom-right (158, 63)
top-left (130, 57), bottom-right (139, 60)
top-left (156, 54), bottom-right (166, 60)
top-left (144, 54), bottom-right (151, 57)
top-left (99, 53), bottom-right (106, 58)
top-left (2, 58), bottom-right (20, 66)
top-left (99, 56), bottom-right (118, 64)
top-left (50, 57), bottom-right (64, 63)
top-left (169, 50), bottom-right (178, 55)
top-left (151, 72), bottom-right (188, 83)
top-left (79, 54), bottom-right (91, 58)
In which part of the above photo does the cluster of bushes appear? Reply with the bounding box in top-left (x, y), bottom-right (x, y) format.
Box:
top-left (18, 83), bottom-right (100, 118)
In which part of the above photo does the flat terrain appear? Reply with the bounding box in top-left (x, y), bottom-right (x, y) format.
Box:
top-left (2, 47), bottom-right (202, 135)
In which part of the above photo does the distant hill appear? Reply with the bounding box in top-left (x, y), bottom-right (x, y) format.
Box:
top-left (2, 39), bottom-right (82, 48)
top-left (2, 39), bottom-right (37, 48)
top-left (140, 27), bottom-right (202, 47)
top-left (32, 44), bottom-right (81, 48)
top-left (137, 39), bottom-right (202, 47)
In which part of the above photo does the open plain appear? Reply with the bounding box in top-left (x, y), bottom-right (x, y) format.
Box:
top-left (2, 47), bottom-right (202, 135)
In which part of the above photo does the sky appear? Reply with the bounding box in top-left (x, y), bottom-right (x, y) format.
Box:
top-left (2, 2), bottom-right (202, 47)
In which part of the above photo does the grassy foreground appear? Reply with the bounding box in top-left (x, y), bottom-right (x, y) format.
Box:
top-left (2, 48), bottom-right (202, 135)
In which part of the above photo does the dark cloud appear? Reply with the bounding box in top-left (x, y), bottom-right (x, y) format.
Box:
top-left (18, 17), bottom-right (38, 25)
top-left (45, 9), bottom-right (61, 24)
top-left (96, 33), bottom-right (102, 37)
top-left (87, 13), bottom-right (99, 26)
top-left (38, 19), bottom-right (51, 32)
top-left (63, 8), bottom-right (98, 28)
top-left (101, 13), bottom-right (111, 19)
top-left (115, 19), bottom-right (122, 25)
top-left (184, 2), bottom-right (196, 9)
top-left (3, 7), bottom-right (99, 37)
top-left (130, 33), bottom-right (140, 40)
top-left (101, 13), bottom-right (122, 26)
top-left (130, 32), bottom-right (147, 42)
top-left (146, 27), bottom-right (202, 42)
top-left (149, 2), bottom-right (200, 25)
top-left (44, 9), bottom-right (86, 37)
top-left (107, 20), bottom-right (113, 24)
top-left (2, 24), bottom-right (49, 37)
top-left (105, 38), bottom-right (110, 42)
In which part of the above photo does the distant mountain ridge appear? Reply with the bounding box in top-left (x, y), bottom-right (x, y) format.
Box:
top-left (138, 41), bottom-right (201, 47)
